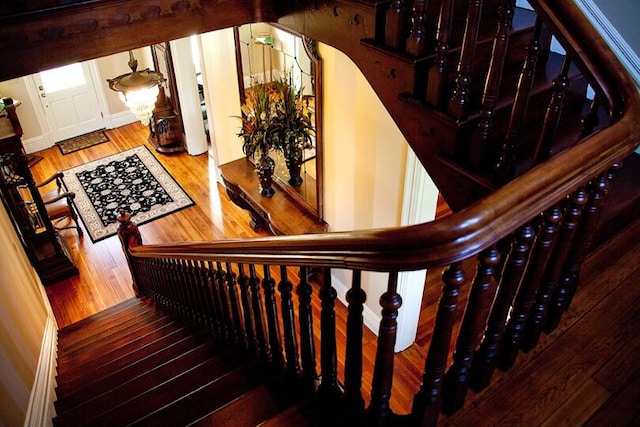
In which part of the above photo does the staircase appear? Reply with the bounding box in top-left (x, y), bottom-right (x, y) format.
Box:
top-left (53, 298), bottom-right (291, 426)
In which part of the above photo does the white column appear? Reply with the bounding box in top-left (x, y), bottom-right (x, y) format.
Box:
top-left (169, 37), bottom-right (208, 156)
top-left (395, 149), bottom-right (439, 352)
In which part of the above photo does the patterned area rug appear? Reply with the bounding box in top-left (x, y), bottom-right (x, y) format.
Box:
top-left (57, 130), bottom-right (109, 155)
top-left (62, 145), bottom-right (194, 242)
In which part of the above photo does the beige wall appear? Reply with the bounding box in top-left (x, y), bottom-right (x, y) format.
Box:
top-left (0, 203), bottom-right (54, 427)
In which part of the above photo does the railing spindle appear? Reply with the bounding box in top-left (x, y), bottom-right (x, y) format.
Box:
top-left (494, 18), bottom-right (543, 185)
top-left (297, 266), bottom-right (317, 386)
top-left (204, 260), bottom-right (224, 340)
top-left (442, 245), bottom-right (500, 414)
top-left (470, 223), bottom-right (534, 391)
top-left (412, 262), bottom-right (465, 427)
top-left (368, 271), bottom-right (402, 421)
top-left (406, 0), bottom-right (427, 56)
top-left (426, 0), bottom-right (454, 108)
top-left (385, 0), bottom-right (406, 51)
top-left (343, 269), bottom-right (366, 414)
top-left (263, 265), bottom-right (285, 370)
top-left (216, 261), bottom-right (234, 342)
top-left (520, 189), bottom-right (587, 350)
top-left (469, 0), bottom-right (515, 170)
top-left (318, 267), bottom-right (340, 401)
top-left (448, 0), bottom-right (483, 120)
top-left (238, 263), bottom-right (255, 352)
top-left (279, 265), bottom-right (301, 379)
top-left (545, 173), bottom-right (610, 332)
top-left (249, 264), bottom-right (269, 359)
top-left (531, 56), bottom-right (572, 166)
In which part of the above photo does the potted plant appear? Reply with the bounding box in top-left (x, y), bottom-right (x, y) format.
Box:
top-left (237, 82), bottom-right (278, 197)
top-left (272, 70), bottom-right (315, 186)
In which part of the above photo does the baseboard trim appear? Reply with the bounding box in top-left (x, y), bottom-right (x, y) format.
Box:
top-left (22, 135), bottom-right (50, 155)
top-left (24, 316), bottom-right (58, 427)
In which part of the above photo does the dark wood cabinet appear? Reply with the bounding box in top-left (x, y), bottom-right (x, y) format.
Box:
top-left (0, 104), bottom-right (77, 285)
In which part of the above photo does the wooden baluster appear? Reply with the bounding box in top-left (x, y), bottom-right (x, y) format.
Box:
top-left (426, 0), bottom-right (454, 108)
top-left (494, 18), bottom-right (543, 185)
top-left (343, 269), bottom-right (366, 414)
top-left (470, 223), bottom-right (534, 391)
top-left (367, 272), bottom-right (402, 421)
top-left (238, 264), bottom-right (255, 353)
top-left (249, 264), bottom-right (269, 359)
top-left (406, 0), bottom-right (427, 56)
top-left (442, 246), bottom-right (500, 414)
top-left (279, 265), bottom-right (301, 379)
top-left (385, 0), bottom-right (406, 51)
top-left (208, 261), bottom-right (227, 340)
top-left (579, 95), bottom-right (601, 138)
top-left (531, 56), bottom-right (572, 167)
top-left (169, 259), bottom-right (188, 321)
top-left (448, 0), bottom-right (483, 120)
top-left (186, 259), bottom-right (207, 329)
top-left (545, 172), bottom-right (611, 332)
top-left (203, 260), bottom-right (224, 339)
top-left (263, 265), bottom-right (285, 370)
top-left (193, 260), bottom-right (212, 331)
top-left (216, 261), bottom-right (234, 342)
top-left (226, 262), bottom-right (246, 349)
top-left (498, 206), bottom-right (562, 368)
top-left (297, 266), bottom-right (317, 386)
top-left (318, 267), bottom-right (341, 402)
top-left (469, 0), bottom-right (515, 170)
top-left (412, 262), bottom-right (465, 426)
top-left (520, 189), bottom-right (587, 349)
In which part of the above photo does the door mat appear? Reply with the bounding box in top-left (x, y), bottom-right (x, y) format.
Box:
top-left (57, 130), bottom-right (109, 155)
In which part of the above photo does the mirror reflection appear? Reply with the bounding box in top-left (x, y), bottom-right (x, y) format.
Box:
top-left (235, 23), bottom-right (323, 219)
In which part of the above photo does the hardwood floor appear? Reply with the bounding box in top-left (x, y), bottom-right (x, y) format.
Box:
top-left (37, 122), bottom-right (639, 424)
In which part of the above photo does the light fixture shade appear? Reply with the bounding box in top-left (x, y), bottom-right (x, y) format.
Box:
top-left (108, 51), bottom-right (164, 126)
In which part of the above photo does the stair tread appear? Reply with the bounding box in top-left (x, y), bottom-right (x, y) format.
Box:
top-left (257, 403), bottom-right (310, 427)
top-left (125, 361), bottom-right (264, 426)
top-left (57, 307), bottom-right (163, 356)
top-left (56, 317), bottom-right (179, 372)
top-left (189, 384), bottom-right (279, 427)
top-left (55, 327), bottom-right (198, 400)
top-left (54, 342), bottom-right (223, 425)
top-left (57, 297), bottom-right (144, 339)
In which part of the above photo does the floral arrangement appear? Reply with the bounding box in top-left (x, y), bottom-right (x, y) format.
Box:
top-left (272, 70), bottom-right (315, 167)
top-left (237, 81), bottom-right (279, 161)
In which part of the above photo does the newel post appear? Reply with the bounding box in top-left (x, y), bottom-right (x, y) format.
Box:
top-left (116, 209), bottom-right (143, 296)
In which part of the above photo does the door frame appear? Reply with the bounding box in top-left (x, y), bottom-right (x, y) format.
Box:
top-left (25, 59), bottom-right (110, 148)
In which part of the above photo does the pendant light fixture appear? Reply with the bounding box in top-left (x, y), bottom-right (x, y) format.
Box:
top-left (108, 50), bottom-right (165, 126)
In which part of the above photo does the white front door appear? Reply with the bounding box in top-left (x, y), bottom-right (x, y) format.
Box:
top-left (33, 62), bottom-right (105, 142)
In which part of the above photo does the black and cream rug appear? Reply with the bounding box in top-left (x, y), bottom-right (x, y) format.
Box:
top-left (62, 145), bottom-right (194, 242)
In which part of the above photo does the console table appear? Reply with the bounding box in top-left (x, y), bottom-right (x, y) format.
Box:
top-left (221, 158), bottom-right (327, 236)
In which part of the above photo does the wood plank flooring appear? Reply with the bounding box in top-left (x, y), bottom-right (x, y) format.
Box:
top-left (37, 122), bottom-right (639, 424)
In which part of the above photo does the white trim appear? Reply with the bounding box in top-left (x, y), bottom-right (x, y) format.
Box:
top-left (22, 135), bottom-right (49, 155)
top-left (24, 316), bottom-right (58, 427)
top-left (105, 110), bottom-right (137, 129)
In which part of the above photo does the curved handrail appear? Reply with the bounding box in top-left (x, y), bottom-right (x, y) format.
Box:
top-left (129, 1), bottom-right (640, 272)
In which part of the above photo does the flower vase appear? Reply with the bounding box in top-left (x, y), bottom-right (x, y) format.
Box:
top-left (286, 158), bottom-right (303, 186)
top-left (256, 154), bottom-right (276, 197)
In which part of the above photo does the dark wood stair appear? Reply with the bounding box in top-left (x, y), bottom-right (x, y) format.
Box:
top-left (52, 298), bottom-right (302, 427)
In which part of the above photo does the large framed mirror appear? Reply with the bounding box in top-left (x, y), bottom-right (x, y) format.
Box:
top-left (234, 23), bottom-right (323, 221)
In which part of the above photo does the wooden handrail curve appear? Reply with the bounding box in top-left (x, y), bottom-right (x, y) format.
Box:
top-left (127, 2), bottom-right (639, 272)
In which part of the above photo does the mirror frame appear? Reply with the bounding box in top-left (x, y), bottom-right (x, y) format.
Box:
top-left (233, 24), bottom-right (324, 221)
